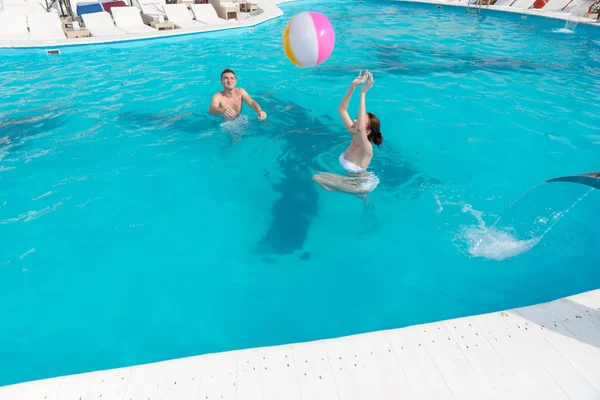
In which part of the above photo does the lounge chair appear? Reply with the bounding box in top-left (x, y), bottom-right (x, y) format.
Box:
top-left (190, 3), bottom-right (232, 24)
top-left (1, 0), bottom-right (36, 14)
top-left (563, 0), bottom-right (595, 12)
top-left (208, 0), bottom-right (238, 20)
top-left (76, 1), bottom-right (103, 17)
top-left (31, 0), bottom-right (59, 13)
top-left (102, 0), bottom-right (127, 13)
top-left (537, 0), bottom-right (573, 10)
top-left (511, 0), bottom-right (535, 7)
top-left (27, 11), bottom-right (66, 40)
top-left (1, 3), bottom-right (29, 13)
top-left (111, 6), bottom-right (156, 33)
top-left (2, 0), bottom-right (27, 5)
top-left (135, 0), bottom-right (167, 23)
top-left (491, 0), bottom-right (515, 6)
top-left (81, 11), bottom-right (126, 36)
top-left (0, 11), bottom-right (29, 40)
top-left (163, 3), bottom-right (204, 28)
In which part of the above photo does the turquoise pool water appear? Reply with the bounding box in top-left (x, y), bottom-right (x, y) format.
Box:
top-left (1, 0), bottom-right (600, 386)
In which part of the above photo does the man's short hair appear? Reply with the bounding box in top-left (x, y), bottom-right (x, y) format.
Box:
top-left (221, 68), bottom-right (235, 78)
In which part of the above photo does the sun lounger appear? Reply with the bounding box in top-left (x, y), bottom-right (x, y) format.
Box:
top-left (537, 0), bottom-right (573, 10)
top-left (102, 0), bottom-right (127, 13)
top-left (563, 0), bottom-right (594, 12)
top-left (1, 3), bottom-right (34, 13)
top-left (0, 0), bottom-right (23, 13)
top-left (76, 1), bottom-right (103, 17)
top-left (111, 6), bottom-right (156, 33)
top-left (207, 0), bottom-right (237, 20)
top-left (3, 0), bottom-right (27, 5)
top-left (81, 11), bottom-right (126, 36)
top-left (0, 0), bottom-right (32, 14)
top-left (27, 11), bottom-right (66, 40)
top-left (0, 11), bottom-right (29, 40)
top-left (135, 0), bottom-right (167, 22)
top-left (31, 0), bottom-right (60, 12)
top-left (491, 0), bottom-right (515, 6)
top-left (490, 0), bottom-right (534, 7)
top-left (190, 3), bottom-right (231, 24)
top-left (163, 3), bottom-right (204, 28)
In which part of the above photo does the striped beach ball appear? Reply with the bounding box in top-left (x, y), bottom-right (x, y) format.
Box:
top-left (282, 12), bottom-right (335, 68)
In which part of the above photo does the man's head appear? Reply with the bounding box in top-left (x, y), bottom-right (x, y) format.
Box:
top-left (220, 68), bottom-right (236, 91)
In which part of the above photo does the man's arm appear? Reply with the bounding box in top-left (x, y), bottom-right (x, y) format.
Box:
top-left (208, 93), bottom-right (225, 115)
top-left (240, 89), bottom-right (267, 121)
top-left (209, 93), bottom-right (238, 118)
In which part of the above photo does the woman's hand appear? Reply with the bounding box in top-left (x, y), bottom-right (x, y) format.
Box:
top-left (351, 70), bottom-right (369, 88)
top-left (361, 72), bottom-right (374, 93)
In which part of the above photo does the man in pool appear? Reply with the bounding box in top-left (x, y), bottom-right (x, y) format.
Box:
top-left (208, 68), bottom-right (267, 121)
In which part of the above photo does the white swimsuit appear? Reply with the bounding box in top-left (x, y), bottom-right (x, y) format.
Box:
top-left (339, 153), bottom-right (366, 173)
top-left (339, 153), bottom-right (380, 192)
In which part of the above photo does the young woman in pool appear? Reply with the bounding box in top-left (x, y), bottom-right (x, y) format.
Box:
top-left (312, 70), bottom-right (383, 195)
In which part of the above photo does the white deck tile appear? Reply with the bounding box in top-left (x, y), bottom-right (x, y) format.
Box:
top-left (1, 289), bottom-right (600, 400)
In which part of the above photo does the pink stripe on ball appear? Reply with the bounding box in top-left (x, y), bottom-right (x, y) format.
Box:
top-left (309, 12), bottom-right (335, 66)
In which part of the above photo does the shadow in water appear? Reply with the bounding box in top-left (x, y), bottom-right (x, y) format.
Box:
top-left (0, 112), bottom-right (68, 155)
top-left (115, 111), bottom-right (220, 135)
top-left (251, 93), bottom-right (439, 259)
top-left (112, 94), bottom-right (441, 260)
top-left (250, 96), bottom-right (321, 259)
top-left (315, 43), bottom-right (554, 79)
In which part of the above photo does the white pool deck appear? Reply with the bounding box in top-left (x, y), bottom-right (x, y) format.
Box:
top-left (1, 0), bottom-right (599, 50)
top-left (0, 0), bottom-right (293, 49)
top-left (1, 288), bottom-right (600, 399)
top-left (400, 0), bottom-right (600, 25)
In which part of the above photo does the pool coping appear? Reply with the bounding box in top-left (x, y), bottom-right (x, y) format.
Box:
top-left (396, 0), bottom-right (600, 26)
top-left (1, 288), bottom-right (599, 398)
top-left (1, 0), bottom-right (598, 51)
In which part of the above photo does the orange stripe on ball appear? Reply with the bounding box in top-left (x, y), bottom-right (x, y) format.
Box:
top-left (282, 21), bottom-right (303, 67)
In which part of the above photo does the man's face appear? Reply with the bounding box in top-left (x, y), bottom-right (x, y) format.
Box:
top-left (221, 73), bottom-right (236, 90)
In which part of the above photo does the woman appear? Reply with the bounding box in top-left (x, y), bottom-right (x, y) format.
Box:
top-left (312, 70), bottom-right (383, 195)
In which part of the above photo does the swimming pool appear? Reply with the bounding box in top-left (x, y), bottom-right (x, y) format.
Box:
top-left (1, 0), bottom-right (600, 386)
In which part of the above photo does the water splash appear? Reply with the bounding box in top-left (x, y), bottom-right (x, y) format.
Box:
top-left (553, 28), bottom-right (575, 34)
top-left (459, 207), bottom-right (540, 261)
top-left (453, 186), bottom-right (593, 261)
top-left (558, 0), bottom-right (592, 33)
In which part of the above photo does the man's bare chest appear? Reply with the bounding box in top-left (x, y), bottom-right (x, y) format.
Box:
top-left (220, 94), bottom-right (242, 111)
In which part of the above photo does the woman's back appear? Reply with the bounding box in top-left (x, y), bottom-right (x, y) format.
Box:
top-left (343, 135), bottom-right (373, 170)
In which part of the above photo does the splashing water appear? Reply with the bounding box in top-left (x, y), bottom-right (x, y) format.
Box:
top-left (459, 206), bottom-right (540, 261)
top-left (553, 28), bottom-right (575, 34)
top-left (454, 186), bottom-right (594, 261)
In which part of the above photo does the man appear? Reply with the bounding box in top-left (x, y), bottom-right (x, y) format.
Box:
top-left (208, 68), bottom-right (267, 121)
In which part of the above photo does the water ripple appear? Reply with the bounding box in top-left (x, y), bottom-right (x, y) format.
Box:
top-left (0, 197), bottom-right (71, 224)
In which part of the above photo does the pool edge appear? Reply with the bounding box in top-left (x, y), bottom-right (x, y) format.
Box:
top-left (1, 0), bottom-right (598, 53)
top-left (2, 287), bottom-right (599, 398)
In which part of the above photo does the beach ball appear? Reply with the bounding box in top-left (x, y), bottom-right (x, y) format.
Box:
top-left (282, 12), bottom-right (335, 68)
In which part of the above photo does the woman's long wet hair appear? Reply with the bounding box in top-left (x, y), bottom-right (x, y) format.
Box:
top-left (366, 112), bottom-right (383, 147)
